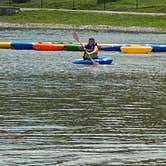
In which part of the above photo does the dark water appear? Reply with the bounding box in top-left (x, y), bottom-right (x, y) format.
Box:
top-left (0, 29), bottom-right (166, 165)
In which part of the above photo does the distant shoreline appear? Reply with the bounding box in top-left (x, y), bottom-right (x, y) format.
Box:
top-left (0, 22), bottom-right (165, 34)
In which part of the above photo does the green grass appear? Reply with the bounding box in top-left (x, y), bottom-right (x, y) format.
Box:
top-left (0, 0), bottom-right (166, 13)
top-left (0, 10), bottom-right (165, 31)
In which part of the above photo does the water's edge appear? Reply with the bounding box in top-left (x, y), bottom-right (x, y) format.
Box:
top-left (0, 22), bottom-right (165, 34)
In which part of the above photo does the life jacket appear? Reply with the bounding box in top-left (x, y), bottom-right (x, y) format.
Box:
top-left (83, 42), bottom-right (98, 59)
top-left (85, 42), bottom-right (97, 52)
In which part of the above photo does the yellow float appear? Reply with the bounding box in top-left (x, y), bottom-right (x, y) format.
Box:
top-left (120, 44), bottom-right (152, 54)
top-left (0, 42), bottom-right (11, 49)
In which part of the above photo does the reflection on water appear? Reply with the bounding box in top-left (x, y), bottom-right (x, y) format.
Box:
top-left (0, 30), bottom-right (166, 165)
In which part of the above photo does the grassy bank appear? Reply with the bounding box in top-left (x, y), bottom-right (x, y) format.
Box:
top-left (0, 0), bottom-right (166, 13)
top-left (0, 10), bottom-right (165, 32)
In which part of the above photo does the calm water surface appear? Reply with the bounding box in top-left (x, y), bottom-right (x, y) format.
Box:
top-left (0, 29), bottom-right (166, 165)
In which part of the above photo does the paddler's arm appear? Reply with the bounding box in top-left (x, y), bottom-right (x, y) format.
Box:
top-left (81, 44), bottom-right (88, 54)
top-left (87, 45), bottom-right (98, 55)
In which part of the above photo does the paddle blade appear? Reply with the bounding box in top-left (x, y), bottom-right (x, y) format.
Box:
top-left (72, 32), bottom-right (79, 42)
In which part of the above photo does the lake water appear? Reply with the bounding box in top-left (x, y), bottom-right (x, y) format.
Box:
top-left (0, 29), bottom-right (166, 165)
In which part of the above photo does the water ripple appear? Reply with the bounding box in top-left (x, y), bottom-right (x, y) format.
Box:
top-left (0, 30), bottom-right (166, 165)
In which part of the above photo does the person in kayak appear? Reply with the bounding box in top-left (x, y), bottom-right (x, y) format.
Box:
top-left (83, 37), bottom-right (98, 59)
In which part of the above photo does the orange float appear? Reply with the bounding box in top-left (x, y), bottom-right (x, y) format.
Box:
top-left (33, 42), bottom-right (64, 51)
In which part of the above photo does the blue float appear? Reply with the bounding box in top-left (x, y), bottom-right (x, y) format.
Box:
top-left (101, 44), bottom-right (127, 51)
top-left (151, 44), bottom-right (166, 52)
top-left (72, 56), bottom-right (113, 65)
top-left (11, 41), bottom-right (34, 50)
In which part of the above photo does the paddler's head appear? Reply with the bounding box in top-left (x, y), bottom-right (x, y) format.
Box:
top-left (88, 37), bottom-right (95, 45)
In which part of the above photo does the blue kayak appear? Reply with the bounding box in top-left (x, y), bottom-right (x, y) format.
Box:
top-left (72, 56), bottom-right (113, 65)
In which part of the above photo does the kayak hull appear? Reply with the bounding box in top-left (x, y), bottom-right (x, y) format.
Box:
top-left (72, 56), bottom-right (113, 65)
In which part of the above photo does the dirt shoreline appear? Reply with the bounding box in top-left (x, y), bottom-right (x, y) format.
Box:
top-left (0, 22), bottom-right (165, 34)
